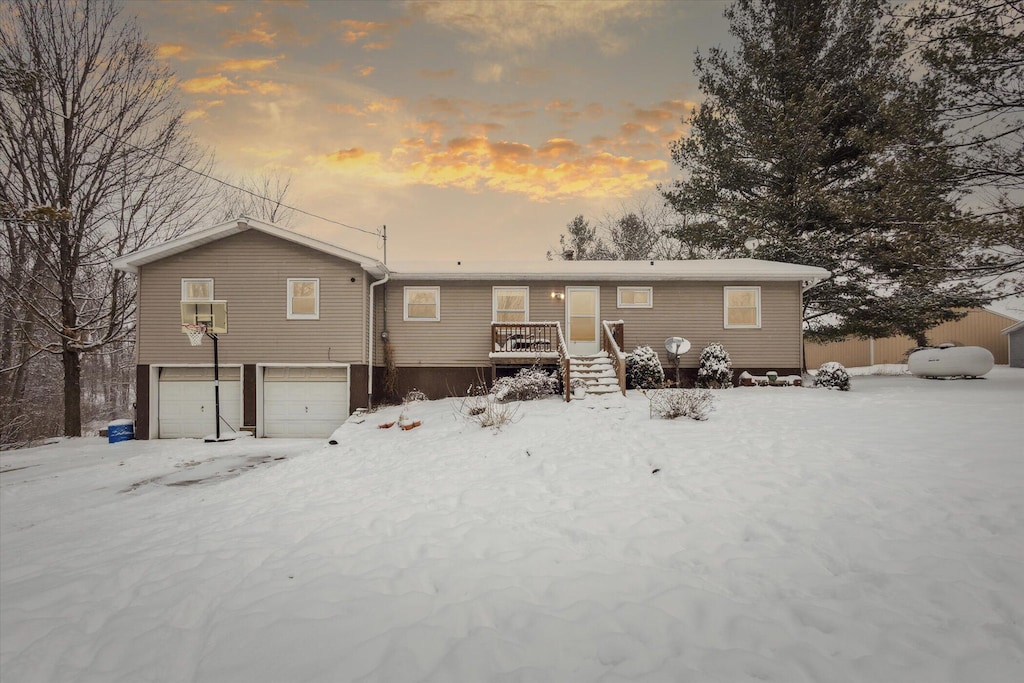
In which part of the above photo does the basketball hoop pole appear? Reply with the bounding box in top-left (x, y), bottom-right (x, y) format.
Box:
top-left (211, 330), bottom-right (221, 441)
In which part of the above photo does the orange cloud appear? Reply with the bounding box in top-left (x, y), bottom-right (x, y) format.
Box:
top-left (330, 103), bottom-right (364, 116)
top-left (183, 99), bottom-right (225, 122)
top-left (356, 65), bottom-right (375, 77)
top-left (222, 26), bottom-right (276, 47)
top-left (338, 19), bottom-right (389, 42)
top-left (326, 147), bottom-right (382, 167)
top-left (365, 97), bottom-right (404, 113)
top-left (180, 74), bottom-right (247, 95)
top-left (246, 80), bottom-right (285, 95)
top-left (538, 138), bottom-right (582, 159)
top-left (363, 41), bottom-right (391, 51)
top-left (409, 0), bottom-right (661, 55)
top-left (209, 58), bottom-right (278, 73)
top-left (156, 44), bottom-right (188, 60)
top-left (222, 12), bottom-right (277, 46)
top-left (313, 129), bottom-right (669, 201)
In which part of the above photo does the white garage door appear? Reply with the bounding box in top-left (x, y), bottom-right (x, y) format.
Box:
top-left (159, 367), bottom-right (242, 439)
top-left (263, 367), bottom-right (349, 438)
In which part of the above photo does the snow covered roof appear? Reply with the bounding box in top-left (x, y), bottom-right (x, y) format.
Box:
top-left (385, 258), bottom-right (831, 285)
top-left (112, 219), bottom-right (830, 286)
top-left (111, 217), bottom-right (387, 276)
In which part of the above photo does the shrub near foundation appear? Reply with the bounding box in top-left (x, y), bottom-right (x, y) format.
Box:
top-left (492, 367), bottom-right (559, 402)
top-left (696, 342), bottom-right (733, 389)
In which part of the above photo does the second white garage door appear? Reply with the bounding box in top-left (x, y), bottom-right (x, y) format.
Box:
top-left (263, 366), bottom-right (349, 438)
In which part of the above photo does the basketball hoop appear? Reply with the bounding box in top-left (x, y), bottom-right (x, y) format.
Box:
top-left (183, 323), bottom-right (206, 346)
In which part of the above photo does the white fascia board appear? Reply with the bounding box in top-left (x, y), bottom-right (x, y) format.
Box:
top-left (1001, 319), bottom-right (1024, 335)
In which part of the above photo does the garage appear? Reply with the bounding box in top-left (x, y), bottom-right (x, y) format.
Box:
top-left (158, 367), bottom-right (242, 438)
top-left (262, 366), bottom-right (349, 438)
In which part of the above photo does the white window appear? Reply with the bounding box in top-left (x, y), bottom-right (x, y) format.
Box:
top-left (617, 286), bottom-right (652, 308)
top-left (404, 286), bottom-right (440, 321)
top-left (181, 278), bottom-right (213, 301)
top-left (287, 278), bottom-right (320, 320)
top-left (492, 287), bottom-right (529, 322)
top-left (724, 286), bottom-right (761, 328)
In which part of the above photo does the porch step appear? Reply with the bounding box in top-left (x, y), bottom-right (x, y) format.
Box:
top-left (568, 353), bottom-right (623, 397)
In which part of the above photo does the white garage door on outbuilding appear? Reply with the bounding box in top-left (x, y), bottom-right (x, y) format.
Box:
top-left (262, 366), bottom-right (349, 438)
top-left (158, 367), bottom-right (242, 439)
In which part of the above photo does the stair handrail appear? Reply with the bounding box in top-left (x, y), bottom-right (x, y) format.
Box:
top-left (601, 320), bottom-right (627, 396)
top-left (554, 321), bottom-right (571, 402)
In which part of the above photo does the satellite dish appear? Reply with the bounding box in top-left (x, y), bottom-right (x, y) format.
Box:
top-left (665, 337), bottom-right (691, 355)
top-left (744, 237), bottom-right (761, 254)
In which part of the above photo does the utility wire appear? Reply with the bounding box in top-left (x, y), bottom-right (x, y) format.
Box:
top-left (38, 104), bottom-right (381, 239)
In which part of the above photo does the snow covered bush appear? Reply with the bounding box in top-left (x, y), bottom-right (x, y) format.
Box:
top-left (404, 388), bottom-right (427, 403)
top-left (696, 342), bottom-right (732, 389)
top-left (492, 367), bottom-right (559, 402)
top-left (815, 361), bottom-right (851, 391)
top-left (651, 389), bottom-right (715, 421)
top-left (456, 384), bottom-right (519, 430)
top-left (626, 345), bottom-right (665, 389)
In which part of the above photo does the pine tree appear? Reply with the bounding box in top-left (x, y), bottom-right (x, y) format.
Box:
top-left (663, 0), bottom-right (990, 342)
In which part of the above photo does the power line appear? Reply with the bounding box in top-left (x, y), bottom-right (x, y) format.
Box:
top-left (39, 104), bottom-right (381, 239)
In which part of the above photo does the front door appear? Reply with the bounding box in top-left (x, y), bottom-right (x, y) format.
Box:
top-left (566, 286), bottom-right (600, 356)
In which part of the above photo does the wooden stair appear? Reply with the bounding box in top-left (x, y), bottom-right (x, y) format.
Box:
top-left (569, 352), bottom-right (621, 396)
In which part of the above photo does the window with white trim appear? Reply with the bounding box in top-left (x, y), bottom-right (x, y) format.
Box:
top-left (617, 286), bottom-right (652, 308)
top-left (404, 286), bottom-right (440, 321)
top-left (287, 278), bottom-right (320, 319)
top-left (181, 278), bottom-right (213, 301)
top-left (493, 287), bottom-right (529, 322)
top-left (724, 286), bottom-right (761, 328)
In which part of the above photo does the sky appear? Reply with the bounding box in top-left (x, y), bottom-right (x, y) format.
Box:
top-left (125, 0), bottom-right (734, 263)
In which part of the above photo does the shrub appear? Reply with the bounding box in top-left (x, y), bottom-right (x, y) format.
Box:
top-left (627, 345), bottom-right (665, 389)
top-left (492, 367), bottom-right (559, 402)
top-left (456, 384), bottom-right (520, 430)
top-left (404, 388), bottom-right (427, 403)
top-left (696, 342), bottom-right (732, 388)
top-left (651, 389), bottom-right (715, 421)
top-left (815, 361), bottom-right (851, 391)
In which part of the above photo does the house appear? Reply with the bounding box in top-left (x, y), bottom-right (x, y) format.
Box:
top-left (1003, 320), bottom-right (1024, 368)
top-left (113, 217), bottom-right (830, 439)
top-left (805, 307), bottom-right (1023, 369)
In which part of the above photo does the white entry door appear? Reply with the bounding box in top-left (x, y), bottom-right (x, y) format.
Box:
top-left (263, 367), bottom-right (349, 438)
top-left (158, 367), bottom-right (241, 438)
top-left (566, 286), bottom-right (601, 356)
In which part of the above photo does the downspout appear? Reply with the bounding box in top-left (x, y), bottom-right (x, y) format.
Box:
top-left (368, 270), bottom-right (390, 409)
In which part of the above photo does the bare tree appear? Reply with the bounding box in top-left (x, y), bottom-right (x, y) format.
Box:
top-left (218, 171), bottom-right (295, 226)
top-left (0, 0), bottom-right (214, 438)
top-left (549, 198), bottom-right (683, 261)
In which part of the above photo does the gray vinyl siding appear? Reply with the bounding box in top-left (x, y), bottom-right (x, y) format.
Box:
top-left (376, 280), bottom-right (803, 368)
top-left (138, 230), bottom-right (367, 364)
top-left (1010, 328), bottom-right (1024, 368)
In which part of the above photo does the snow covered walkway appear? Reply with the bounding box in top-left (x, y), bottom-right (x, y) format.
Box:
top-left (2, 369), bottom-right (1023, 682)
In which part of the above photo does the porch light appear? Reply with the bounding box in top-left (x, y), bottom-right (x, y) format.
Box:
top-left (550, 291), bottom-right (565, 300)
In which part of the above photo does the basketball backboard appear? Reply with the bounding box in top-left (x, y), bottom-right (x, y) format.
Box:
top-left (181, 300), bottom-right (228, 334)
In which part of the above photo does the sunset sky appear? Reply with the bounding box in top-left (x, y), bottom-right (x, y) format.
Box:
top-left (126, 0), bottom-right (733, 262)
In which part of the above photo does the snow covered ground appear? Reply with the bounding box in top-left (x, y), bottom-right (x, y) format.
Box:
top-left (2, 368), bottom-right (1023, 682)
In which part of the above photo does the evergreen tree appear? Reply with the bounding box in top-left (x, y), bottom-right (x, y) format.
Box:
top-left (906, 0), bottom-right (1023, 296)
top-left (663, 0), bottom-right (989, 342)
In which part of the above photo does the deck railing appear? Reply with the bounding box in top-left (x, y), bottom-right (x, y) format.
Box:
top-left (554, 322), bottom-right (570, 402)
top-left (491, 321), bottom-right (562, 355)
top-left (601, 320), bottom-right (627, 396)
